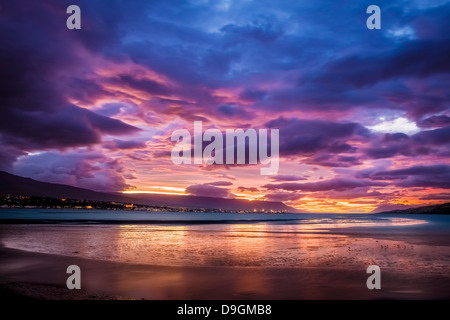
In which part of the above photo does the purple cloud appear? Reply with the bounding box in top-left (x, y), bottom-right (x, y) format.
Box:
top-left (0, 1), bottom-right (140, 170)
top-left (265, 192), bottom-right (304, 202)
top-left (370, 164), bottom-right (450, 189)
top-left (185, 183), bottom-right (234, 199)
top-left (264, 178), bottom-right (388, 192)
top-left (207, 181), bottom-right (234, 187)
top-left (363, 126), bottom-right (450, 159)
top-left (104, 139), bottom-right (147, 150)
top-left (418, 115), bottom-right (450, 128)
top-left (10, 151), bottom-right (132, 192)
top-left (265, 117), bottom-right (369, 157)
top-left (419, 193), bottom-right (450, 200)
top-left (1, 0), bottom-right (450, 205)
top-left (413, 126), bottom-right (450, 145)
top-left (318, 40), bottom-right (450, 88)
top-left (268, 175), bottom-right (307, 182)
top-left (0, 106), bottom-right (139, 151)
top-left (320, 187), bottom-right (386, 200)
top-left (305, 154), bottom-right (362, 168)
top-left (237, 186), bottom-right (259, 193)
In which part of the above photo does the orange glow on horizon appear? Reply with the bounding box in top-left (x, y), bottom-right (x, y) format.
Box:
top-left (123, 185), bottom-right (187, 196)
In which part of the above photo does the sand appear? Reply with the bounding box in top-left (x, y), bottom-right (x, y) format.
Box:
top-left (1, 241), bottom-right (449, 300)
top-left (1, 213), bottom-right (449, 300)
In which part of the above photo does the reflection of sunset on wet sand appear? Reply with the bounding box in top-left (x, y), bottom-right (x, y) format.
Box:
top-left (0, 218), bottom-right (446, 274)
top-left (1, 213), bottom-right (449, 299)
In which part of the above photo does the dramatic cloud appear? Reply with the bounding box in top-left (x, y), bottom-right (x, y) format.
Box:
top-left (103, 139), bottom-right (147, 150)
top-left (418, 115), bottom-right (450, 128)
top-left (11, 151), bottom-right (132, 192)
top-left (305, 154), bottom-right (363, 168)
top-left (185, 183), bottom-right (234, 199)
top-left (264, 192), bottom-right (305, 202)
top-left (318, 187), bottom-right (388, 200)
top-left (370, 164), bottom-right (450, 189)
top-left (318, 40), bottom-right (450, 88)
top-left (265, 117), bottom-right (369, 157)
top-left (0, 0), bottom-right (140, 168)
top-left (237, 186), bottom-right (259, 193)
top-left (264, 178), bottom-right (388, 192)
top-left (419, 193), bottom-right (450, 200)
top-left (1, 0), bottom-right (449, 212)
top-left (363, 126), bottom-right (450, 159)
top-left (207, 181), bottom-right (234, 187)
top-left (0, 107), bottom-right (139, 151)
top-left (268, 175), bottom-right (307, 182)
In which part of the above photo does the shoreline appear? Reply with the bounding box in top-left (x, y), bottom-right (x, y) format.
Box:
top-left (1, 213), bottom-right (449, 300)
top-left (1, 241), bottom-right (449, 300)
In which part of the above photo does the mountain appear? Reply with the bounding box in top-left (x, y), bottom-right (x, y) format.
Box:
top-left (0, 171), bottom-right (122, 202)
top-left (126, 193), bottom-right (295, 212)
top-left (0, 171), bottom-right (297, 212)
top-left (371, 203), bottom-right (414, 213)
top-left (379, 202), bottom-right (450, 214)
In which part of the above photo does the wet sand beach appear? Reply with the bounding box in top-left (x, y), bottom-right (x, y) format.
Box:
top-left (0, 211), bottom-right (449, 300)
top-left (1, 245), bottom-right (449, 300)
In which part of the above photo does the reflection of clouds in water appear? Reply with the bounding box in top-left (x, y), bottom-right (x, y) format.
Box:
top-left (294, 217), bottom-right (427, 230)
top-left (0, 219), bottom-right (448, 277)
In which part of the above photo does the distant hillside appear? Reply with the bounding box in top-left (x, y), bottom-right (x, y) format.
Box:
top-left (0, 171), bottom-right (297, 212)
top-left (371, 203), bottom-right (414, 213)
top-left (126, 193), bottom-right (295, 212)
top-left (380, 202), bottom-right (450, 214)
top-left (0, 171), bottom-right (121, 202)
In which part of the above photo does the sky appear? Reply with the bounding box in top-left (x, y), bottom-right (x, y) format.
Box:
top-left (1, 0), bottom-right (450, 212)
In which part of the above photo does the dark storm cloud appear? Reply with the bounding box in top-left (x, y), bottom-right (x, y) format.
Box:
top-left (305, 154), bottom-right (363, 168)
top-left (11, 151), bottom-right (132, 192)
top-left (370, 164), bottom-right (449, 180)
top-left (369, 164), bottom-right (450, 189)
top-left (249, 2), bottom-right (450, 117)
top-left (265, 117), bottom-right (369, 157)
top-left (2, 0), bottom-right (450, 197)
top-left (107, 75), bottom-right (171, 96)
top-left (216, 104), bottom-right (254, 119)
top-left (185, 183), bottom-right (233, 198)
top-left (239, 89), bottom-right (268, 102)
top-left (363, 126), bottom-right (450, 159)
top-left (0, 144), bottom-right (26, 171)
top-left (268, 175), bottom-right (307, 182)
top-left (220, 17), bottom-right (284, 44)
top-left (103, 139), bottom-right (147, 150)
top-left (419, 193), bottom-right (450, 200)
top-left (237, 186), bottom-right (259, 193)
top-left (0, 0), bottom-right (140, 167)
top-left (365, 145), bottom-right (413, 159)
top-left (264, 178), bottom-right (388, 192)
top-left (265, 192), bottom-right (304, 202)
top-left (0, 106), bottom-right (138, 150)
top-left (412, 126), bottom-right (450, 145)
top-left (318, 40), bottom-right (450, 88)
top-left (207, 181), bottom-right (234, 187)
top-left (418, 115), bottom-right (450, 128)
top-left (382, 133), bottom-right (409, 142)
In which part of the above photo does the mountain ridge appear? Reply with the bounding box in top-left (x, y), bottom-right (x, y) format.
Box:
top-left (0, 171), bottom-right (298, 212)
top-left (379, 202), bottom-right (450, 214)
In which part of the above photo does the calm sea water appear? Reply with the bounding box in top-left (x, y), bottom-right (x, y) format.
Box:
top-left (1, 209), bottom-right (449, 274)
top-left (0, 208), bottom-right (431, 224)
